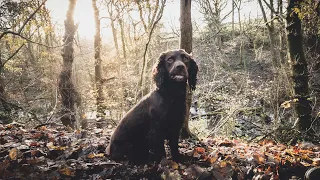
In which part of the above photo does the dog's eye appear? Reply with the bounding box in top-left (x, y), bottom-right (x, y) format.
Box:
top-left (167, 58), bottom-right (174, 63)
top-left (183, 57), bottom-right (189, 62)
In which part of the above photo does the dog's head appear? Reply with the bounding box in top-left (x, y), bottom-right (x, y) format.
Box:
top-left (153, 49), bottom-right (198, 90)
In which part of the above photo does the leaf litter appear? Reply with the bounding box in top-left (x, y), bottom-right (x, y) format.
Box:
top-left (0, 123), bottom-right (319, 179)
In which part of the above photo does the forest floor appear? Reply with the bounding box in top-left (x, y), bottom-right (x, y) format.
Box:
top-left (0, 122), bottom-right (319, 180)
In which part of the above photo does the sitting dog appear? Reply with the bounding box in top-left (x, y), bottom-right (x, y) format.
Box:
top-left (106, 49), bottom-right (198, 164)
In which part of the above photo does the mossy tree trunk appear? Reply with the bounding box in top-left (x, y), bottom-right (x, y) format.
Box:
top-left (180, 0), bottom-right (194, 139)
top-left (59, 0), bottom-right (80, 129)
top-left (286, 0), bottom-right (312, 132)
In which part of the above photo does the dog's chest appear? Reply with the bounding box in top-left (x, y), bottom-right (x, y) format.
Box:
top-left (160, 98), bottom-right (185, 127)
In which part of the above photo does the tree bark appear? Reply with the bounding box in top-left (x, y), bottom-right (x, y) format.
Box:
top-left (286, 0), bottom-right (312, 132)
top-left (92, 0), bottom-right (106, 127)
top-left (180, 0), bottom-right (194, 139)
top-left (59, 0), bottom-right (80, 129)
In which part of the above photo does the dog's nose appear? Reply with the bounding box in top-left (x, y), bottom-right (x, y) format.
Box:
top-left (176, 64), bottom-right (185, 70)
top-left (175, 61), bottom-right (186, 70)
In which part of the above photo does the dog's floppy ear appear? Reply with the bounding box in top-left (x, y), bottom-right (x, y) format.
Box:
top-left (153, 52), bottom-right (167, 88)
top-left (188, 56), bottom-right (198, 91)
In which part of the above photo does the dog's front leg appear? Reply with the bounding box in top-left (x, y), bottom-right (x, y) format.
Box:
top-left (168, 132), bottom-right (181, 162)
top-left (147, 128), bottom-right (165, 163)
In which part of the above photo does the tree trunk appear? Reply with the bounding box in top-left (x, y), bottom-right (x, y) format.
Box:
top-left (236, 3), bottom-right (244, 65)
top-left (92, 0), bottom-right (105, 127)
top-left (0, 66), bottom-right (11, 123)
top-left (257, 0), bottom-right (278, 66)
top-left (286, 0), bottom-right (312, 132)
top-left (119, 19), bottom-right (127, 61)
top-left (277, 0), bottom-right (286, 64)
top-left (180, 0), bottom-right (194, 139)
top-left (106, 2), bottom-right (119, 57)
top-left (232, 0), bottom-right (235, 38)
top-left (110, 20), bottom-right (119, 57)
top-left (59, 0), bottom-right (80, 129)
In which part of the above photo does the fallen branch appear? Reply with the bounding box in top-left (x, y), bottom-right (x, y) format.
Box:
top-left (190, 111), bottom-right (226, 119)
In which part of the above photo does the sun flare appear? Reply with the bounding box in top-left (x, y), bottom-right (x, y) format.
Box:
top-left (47, 0), bottom-right (106, 39)
top-left (73, 0), bottom-right (95, 39)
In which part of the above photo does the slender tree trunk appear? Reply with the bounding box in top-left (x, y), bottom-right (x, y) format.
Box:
top-left (59, 0), bottom-right (80, 129)
top-left (286, 0), bottom-right (312, 132)
top-left (0, 63), bottom-right (11, 123)
top-left (111, 20), bottom-right (119, 57)
top-left (180, 0), bottom-right (194, 139)
top-left (119, 19), bottom-right (127, 61)
top-left (92, 0), bottom-right (106, 127)
top-left (257, 0), bottom-right (278, 65)
top-left (106, 2), bottom-right (119, 57)
top-left (278, 0), bottom-right (286, 64)
top-left (0, 46), bottom-right (8, 110)
top-left (232, 0), bottom-right (235, 38)
top-left (237, 4), bottom-right (244, 65)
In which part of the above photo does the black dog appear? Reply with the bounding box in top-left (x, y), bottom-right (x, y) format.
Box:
top-left (106, 49), bottom-right (198, 164)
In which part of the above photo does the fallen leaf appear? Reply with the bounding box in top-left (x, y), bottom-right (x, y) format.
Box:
top-left (9, 148), bottom-right (18, 160)
top-left (59, 167), bottom-right (74, 176)
top-left (169, 161), bottom-right (179, 170)
top-left (87, 153), bottom-right (105, 159)
top-left (312, 158), bottom-right (320, 166)
top-left (253, 154), bottom-right (265, 164)
top-left (195, 147), bottom-right (205, 154)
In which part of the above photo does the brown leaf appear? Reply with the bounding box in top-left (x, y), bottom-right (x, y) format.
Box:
top-left (30, 142), bottom-right (39, 147)
top-left (87, 153), bottom-right (104, 159)
top-left (312, 158), bottom-right (320, 166)
top-left (59, 167), bottom-right (74, 176)
top-left (5, 124), bottom-right (13, 130)
top-left (207, 156), bottom-right (218, 164)
top-left (9, 148), bottom-right (18, 160)
top-left (218, 141), bottom-right (234, 147)
top-left (195, 147), bottom-right (205, 154)
top-left (39, 126), bottom-right (47, 131)
top-left (169, 160), bottom-right (179, 170)
top-left (220, 161), bottom-right (227, 167)
top-left (253, 154), bottom-right (265, 164)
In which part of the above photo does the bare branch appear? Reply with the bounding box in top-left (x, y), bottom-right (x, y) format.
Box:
top-left (0, 0), bottom-right (48, 40)
top-left (139, 0), bottom-right (166, 88)
top-left (1, 44), bottom-right (25, 68)
top-left (262, 0), bottom-right (285, 20)
top-left (3, 31), bottom-right (63, 48)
